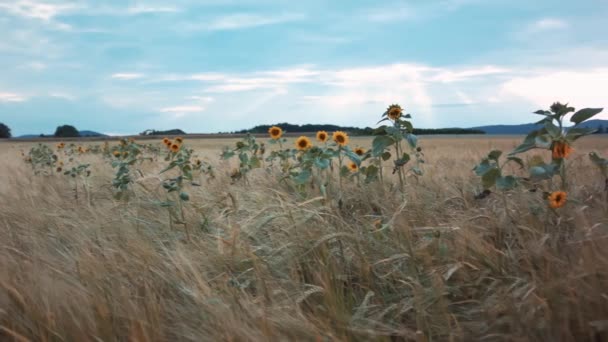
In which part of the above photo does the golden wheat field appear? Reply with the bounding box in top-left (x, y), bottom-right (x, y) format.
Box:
top-left (2, 135), bottom-right (608, 342)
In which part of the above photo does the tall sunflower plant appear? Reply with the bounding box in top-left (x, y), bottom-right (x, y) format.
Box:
top-left (221, 134), bottom-right (264, 183)
top-left (473, 102), bottom-right (603, 210)
top-left (110, 138), bottom-right (152, 200)
top-left (371, 104), bottom-right (424, 192)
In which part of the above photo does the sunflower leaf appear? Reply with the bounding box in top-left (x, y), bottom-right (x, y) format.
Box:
top-left (372, 135), bottom-right (395, 157)
top-left (570, 108), bottom-right (603, 125)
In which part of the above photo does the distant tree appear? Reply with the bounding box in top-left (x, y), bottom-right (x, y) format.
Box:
top-left (54, 125), bottom-right (80, 138)
top-left (0, 123), bottom-right (11, 138)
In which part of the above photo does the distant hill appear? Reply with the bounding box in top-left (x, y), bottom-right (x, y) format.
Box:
top-left (237, 123), bottom-right (484, 136)
top-left (473, 119), bottom-right (608, 135)
top-left (17, 129), bottom-right (107, 139)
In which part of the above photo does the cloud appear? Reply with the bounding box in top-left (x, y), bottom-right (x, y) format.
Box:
top-left (500, 68), bottom-right (608, 111)
top-left (0, 92), bottom-right (27, 102)
top-left (126, 5), bottom-right (180, 15)
top-left (182, 12), bottom-right (306, 32)
top-left (159, 105), bottom-right (206, 118)
top-left (531, 18), bottom-right (568, 32)
top-left (111, 73), bottom-right (145, 80)
top-left (431, 66), bottom-right (511, 83)
top-left (0, 0), bottom-right (77, 21)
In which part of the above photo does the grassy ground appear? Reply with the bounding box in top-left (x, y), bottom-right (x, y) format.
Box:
top-left (1, 136), bottom-right (608, 341)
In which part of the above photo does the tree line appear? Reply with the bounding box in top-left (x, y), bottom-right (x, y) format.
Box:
top-left (235, 123), bottom-right (487, 136)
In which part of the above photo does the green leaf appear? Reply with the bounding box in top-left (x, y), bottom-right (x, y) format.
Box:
top-left (406, 134), bottom-right (418, 149)
top-left (381, 151), bottom-right (392, 161)
top-left (529, 163), bottom-right (558, 181)
top-left (291, 170), bottom-right (311, 185)
top-left (544, 121), bottom-right (561, 138)
top-left (496, 175), bottom-right (517, 190)
top-left (474, 159), bottom-right (493, 176)
top-left (565, 127), bottom-right (597, 142)
top-left (372, 135), bottom-right (395, 157)
top-left (533, 110), bottom-right (552, 116)
top-left (506, 156), bottom-right (525, 169)
top-left (481, 168), bottom-right (501, 189)
top-left (589, 152), bottom-right (608, 166)
top-left (401, 120), bottom-right (413, 133)
top-left (314, 157), bottom-right (330, 169)
top-left (570, 108), bottom-right (603, 125)
top-left (179, 192), bottom-right (190, 201)
top-left (394, 153), bottom-right (410, 167)
top-left (488, 150), bottom-right (502, 161)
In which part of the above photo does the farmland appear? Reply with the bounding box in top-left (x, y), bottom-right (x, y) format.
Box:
top-left (1, 127), bottom-right (608, 341)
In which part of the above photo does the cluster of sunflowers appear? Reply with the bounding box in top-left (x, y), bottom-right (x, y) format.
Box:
top-left (163, 137), bottom-right (183, 153)
top-left (473, 102), bottom-right (604, 210)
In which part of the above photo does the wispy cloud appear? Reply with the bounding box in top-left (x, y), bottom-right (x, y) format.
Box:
top-left (530, 18), bottom-right (568, 32)
top-left (0, 92), bottom-right (27, 102)
top-left (0, 0), bottom-right (77, 21)
top-left (111, 73), bottom-right (145, 80)
top-left (181, 12), bottom-right (306, 32)
top-left (126, 5), bottom-right (180, 15)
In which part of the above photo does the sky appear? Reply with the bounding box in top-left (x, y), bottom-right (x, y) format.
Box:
top-left (0, 0), bottom-right (607, 136)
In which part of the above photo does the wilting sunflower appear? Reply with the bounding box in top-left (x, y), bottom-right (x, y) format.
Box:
top-left (386, 104), bottom-right (403, 121)
top-left (56, 167), bottom-right (62, 172)
top-left (122, 151), bottom-right (129, 158)
top-left (354, 147), bottom-right (366, 156)
top-left (170, 143), bottom-right (180, 153)
top-left (316, 131), bottom-right (328, 143)
top-left (552, 141), bottom-right (574, 159)
top-left (333, 131), bottom-right (349, 147)
top-left (175, 137), bottom-right (184, 144)
top-left (268, 126), bottom-right (283, 140)
top-left (295, 136), bottom-right (312, 151)
top-left (548, 191), bottom-right (567, 209)
top-left (348, 162), bottom-right (358, 172)
top-left (195, 159), bottom-right (202, 166)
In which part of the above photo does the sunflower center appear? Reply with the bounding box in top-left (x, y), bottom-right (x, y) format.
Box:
top-left (336, 136), bottom-right (344, 143)
top-left (298, 140), bottom-right (307, 148)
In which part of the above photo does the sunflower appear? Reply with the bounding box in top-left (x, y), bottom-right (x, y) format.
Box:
top-left (195, 159), bottom-right (202, 166)
top-left (56, 142), bottom-right (65, 149)
top-left (332, 131), bottom-right (349, 147)
top-left (552, 141), bottom-right (574, 159)
top-left (112, 150), bottom-right (121, 157)
top-left (56, 167), bottom-right (62, 172)
top-left (268, 126), bottom-right (283, 140)
top-left (295, 136), bottom-right (312, 151)
top-left (348, 162), bottom-right (358, 172)
top-left (354, 147), bottom-right (366, 156)
top-left (548, 191), bottom-right (567, 209)
top-left (175, 137), bottom-right (184, 144)
top-left (170, 143), bottom-right (180, 153)
top-left (386, 104), bottom-right (403, 121)
top-left (162, 137), bottom-right (170, 145)
top-left (316, 131), bottom-right (328, 143)
top-left (122, 151), bottom-right (129, 158)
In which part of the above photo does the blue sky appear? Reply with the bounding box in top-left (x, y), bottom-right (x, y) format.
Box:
top-left (1, 0), bottom-right (607, 136)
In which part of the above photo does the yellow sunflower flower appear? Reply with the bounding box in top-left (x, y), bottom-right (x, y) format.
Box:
top-left (348, 162), bottom-right (358, 172)
top-left (548, 191), bottom-right (567, 209)
top-left (354, 147), bottom-right (366, 156)
top-left (316, 131), bottom-right (328, 142)
top-left (295, 136), bottom-right (312, 151)
top-left (387, 104), bottom-right (403, 121)
top-left (332, 131), bottom-right (349, 147)
top-left (268, 126), bottom-right (283, 140)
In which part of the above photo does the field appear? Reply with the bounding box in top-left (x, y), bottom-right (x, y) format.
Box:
top-left (1, 134), bottom-right (608, 341)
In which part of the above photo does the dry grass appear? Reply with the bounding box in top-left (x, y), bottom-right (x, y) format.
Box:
top-left (1, 136), bottom-right (608, 341)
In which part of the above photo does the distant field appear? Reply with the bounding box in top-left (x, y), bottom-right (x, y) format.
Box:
top-left (1, 135), bottom-right (608, 341)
